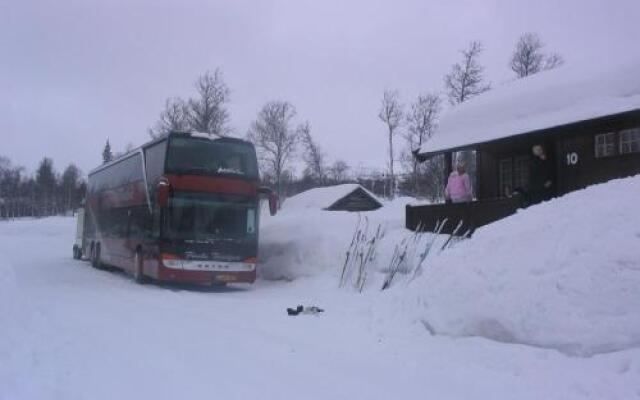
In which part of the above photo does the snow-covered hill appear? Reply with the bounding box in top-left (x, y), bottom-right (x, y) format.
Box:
top-left (412, 175), bottom-right (640, 356)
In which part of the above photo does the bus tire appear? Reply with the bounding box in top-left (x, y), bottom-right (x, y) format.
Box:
top-left (133, 251), bottom-right (147, 284)
top-left (91, 243), bottom-right (103, 270)
top-left (73, 245), bottom-right (80, 260)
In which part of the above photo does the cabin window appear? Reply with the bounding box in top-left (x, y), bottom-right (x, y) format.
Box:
top-left (499, 158), bottom-right (513, 197)
top-left (619, 128), bottom-right (640, 154)
top-left (595, 132), bottom-right (617, 158)
top-left (513, 155), bottom-right (530, 191)
top-left (498, 155), bottom-right (530, 197)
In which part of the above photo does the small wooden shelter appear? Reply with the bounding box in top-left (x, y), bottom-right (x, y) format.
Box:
top-left (285, 184), bottom-right (382, 212)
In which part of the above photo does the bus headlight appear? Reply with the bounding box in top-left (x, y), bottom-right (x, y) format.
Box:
top-left (161, 253), bottom-right (183, 269)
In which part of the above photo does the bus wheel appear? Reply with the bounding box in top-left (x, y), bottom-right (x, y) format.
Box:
top-left (91, 244), bottom-right (103, 270)
top-left (133, 251), bottom-right (147, 284)
top-left (72, 245), bottom-right (79, 260)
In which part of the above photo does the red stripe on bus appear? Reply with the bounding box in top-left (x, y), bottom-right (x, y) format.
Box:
top-left (165, 175), bottom-right (258, 196)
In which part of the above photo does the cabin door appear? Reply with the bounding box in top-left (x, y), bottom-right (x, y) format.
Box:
top-left (558, 136), bottom-right (591, 195)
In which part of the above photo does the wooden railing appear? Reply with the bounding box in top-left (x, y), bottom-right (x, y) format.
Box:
top-left (405, 196), bottom-right (523, 235)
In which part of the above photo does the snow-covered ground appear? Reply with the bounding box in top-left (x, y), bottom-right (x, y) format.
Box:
top-left (412, 176), bottom-right (640, 357)
top-left (2, 178), bottom-right (640, 399)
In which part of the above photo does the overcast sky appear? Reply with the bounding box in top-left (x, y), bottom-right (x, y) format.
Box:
top-left (2, 0), bottom-right (639, 176)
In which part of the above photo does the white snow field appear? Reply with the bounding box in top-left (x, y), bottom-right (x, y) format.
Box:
top-left (2, 178), bottom-right (640, 399)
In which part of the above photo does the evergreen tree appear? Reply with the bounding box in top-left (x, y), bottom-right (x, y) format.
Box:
top-left (102, 140), bottom-right (113, 164)
top-left (35, 157), bottom-right (57, 215)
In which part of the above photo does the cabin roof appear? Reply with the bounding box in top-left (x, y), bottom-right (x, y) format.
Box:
top-left (283, 184), bottom-right (382, 211)
top-left (418, 57), bottom-right (640, 158)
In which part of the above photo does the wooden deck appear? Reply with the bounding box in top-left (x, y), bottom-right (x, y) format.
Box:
top-left (405, 196), bottom-right (523, 235)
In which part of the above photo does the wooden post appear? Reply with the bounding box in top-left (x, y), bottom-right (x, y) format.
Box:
top-left (475, 150), bottom-right (482, 200)
top-left (444, 152), bottom-right (453, 180)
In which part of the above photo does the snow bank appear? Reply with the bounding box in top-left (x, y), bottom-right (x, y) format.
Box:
top-left (415, 175), bottom-right (640, 356)
top-left (258, 210), bottom-right (360, 280)
top-left (258, 194), bottom-right (405, 281)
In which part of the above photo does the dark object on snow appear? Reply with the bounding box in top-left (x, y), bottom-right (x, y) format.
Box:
top-left (325, 186), bottom-right (382, 212)
top-left (287, 305), bottom-right (303, 315)
top-left (287, 305), bottom-right (324, 316)
top-left (406, 197), bottom-right (521, 235)
top-left (529, 154), bottom-right (555, 205)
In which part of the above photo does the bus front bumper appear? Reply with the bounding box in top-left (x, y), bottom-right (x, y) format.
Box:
top-left (157, 259), bottom-right (257, 284)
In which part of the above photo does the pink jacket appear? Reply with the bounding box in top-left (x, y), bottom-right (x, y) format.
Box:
top-left (445, 171), bottom-right (473, 202)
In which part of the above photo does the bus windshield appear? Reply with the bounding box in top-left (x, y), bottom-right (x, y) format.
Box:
top-left (165, 136), bottom-right (259, 179)
top-left (163, 192), bottom-right (257, 242)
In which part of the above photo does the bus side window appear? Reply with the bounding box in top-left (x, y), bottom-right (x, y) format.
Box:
top-left (126, 209), bottom-right (132, 238)
top-left (150, 205), bottom-right (161, 239)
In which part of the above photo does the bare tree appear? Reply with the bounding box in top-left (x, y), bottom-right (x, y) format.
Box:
top-left (378, 90), bottom-right (404, 198)
top-left (188, 69), bottom-right (231, 136)
top-left (404, 93), bottom-right (441, 195)
top-left (510, 33), bottom-right (565, 78)
top-left (328, 160), bottom-right (349, 183)
top-left (0, 157), bottom-right (25, 218)
top-left (60, 164), bottom-right (81, 211)
top-left (247, 101), bottom-right (300, 197)
top-left (443, 41), bottom-right (491, 198)
top-left (300, 122), bottom-right (327, 185)
top-left (543, 52), bottom-right (564, 71)
top-left (444, 41), bottom-right (490, 105)
top-left (149, 97), bottom-right (190, 138)
top-left (113, 142), bottom-right (136, 158)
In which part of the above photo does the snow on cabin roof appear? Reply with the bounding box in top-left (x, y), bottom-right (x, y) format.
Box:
top-left (419, 57), bottom-right (640, 157)
top-left (283, 184), bottom-right (382, 211)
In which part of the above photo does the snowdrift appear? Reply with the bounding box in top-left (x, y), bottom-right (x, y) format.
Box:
top-left (258, 195), bottom-right (407, 281)
top-left (261, 178), bottom-right (640, 356)
top-left (415, 175), bottom-right (640, 356)
top-left (258, 209), bottom-right (360, 280)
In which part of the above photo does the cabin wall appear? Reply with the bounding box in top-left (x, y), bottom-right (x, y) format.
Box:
top-left (472, 111), bottom-right (640, 200)
top-left (477, 151), bottom-right (498, 199)
top-left (556, 116), bottom-right (640, 195)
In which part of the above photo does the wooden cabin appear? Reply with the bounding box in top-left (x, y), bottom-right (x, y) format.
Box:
top-left (285, 184), bottom-right (383, 212)
top-left (407, 60), bottom-right (640, 234)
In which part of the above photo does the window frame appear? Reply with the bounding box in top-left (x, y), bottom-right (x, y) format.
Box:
top-left (594, 132), bottom-right (617, 158)
top-left (619, 128), bottom-right (640, 155)
top-left (498, 158), bottom-right (513, 198)
top-left (498, 155), bottom-right (531, 198)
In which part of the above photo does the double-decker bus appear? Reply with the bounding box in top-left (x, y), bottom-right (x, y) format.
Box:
top-left (73, 132), bottom-right (277, 285)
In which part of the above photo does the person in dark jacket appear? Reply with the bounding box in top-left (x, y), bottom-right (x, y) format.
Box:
top-left (529, 144), bottom-right (554, 204)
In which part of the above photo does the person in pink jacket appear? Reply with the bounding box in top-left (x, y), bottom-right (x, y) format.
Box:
top-left (444, 162), bottom-right (473, 203)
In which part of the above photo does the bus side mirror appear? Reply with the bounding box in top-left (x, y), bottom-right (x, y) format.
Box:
top-left (157, 179), bottom-right (171, 208)
top-left (258, 187), bottom-right (278, 216)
